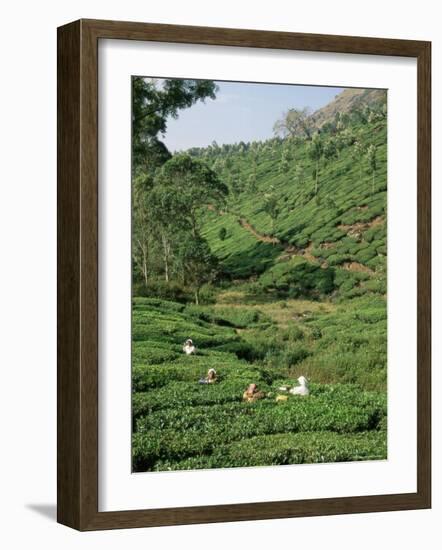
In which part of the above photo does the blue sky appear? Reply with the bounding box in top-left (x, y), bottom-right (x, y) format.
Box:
top-left (162, 80), bottom-right (344, 152)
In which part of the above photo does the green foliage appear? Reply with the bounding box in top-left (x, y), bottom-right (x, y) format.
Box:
top-left (191, 108), bottom-right (386, 287)
top-left (132, 77), bottom-right (217, 173)
top-left (133, 384), bottom-right (386, 470)
top-left (366, 144), bottom-right (378, 193)
top-left (210, 307), bottom-right (270, 328)
top-left (179, 236), bottom-right (219, 304)
top-left (133, 280), bottom-right (193, 303)
top-left (130, 89), bottom-right (388, 473)
top-left (273, 107), bottom-right (314, 139)
top-left (153, 430), bottom-right (387, 470)
top-left (131, 296), bottom-right (387, 472)
top-left (263, 188), bottom-right (281, 234)
top-left (152, 154), bottom-right (228, 236)
top-left (259, 257), bottom-right (335, 298)
top-left (218, 227), bottom-right (227, 241)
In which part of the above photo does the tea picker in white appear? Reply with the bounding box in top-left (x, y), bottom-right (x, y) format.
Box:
top-left (289, 375), bottom-right (309, 396)
top-left (183, 338), bottom-right (196, 355)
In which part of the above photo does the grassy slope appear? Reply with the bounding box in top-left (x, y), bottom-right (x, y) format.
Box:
top-left (132, 296), bottom-right (387, 472)
top-left (131, 95), bottom-right (388, 472)
top-left (201, 116), bottom-right (387, 298)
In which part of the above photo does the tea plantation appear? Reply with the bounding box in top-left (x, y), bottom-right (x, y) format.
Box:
top-left (132, 295), bottom-right (387, 471)
top-left (131, 88), bottom-right (388, 471)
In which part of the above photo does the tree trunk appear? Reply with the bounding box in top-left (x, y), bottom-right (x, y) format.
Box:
top-left (315, 159), bottom-right (319, 195)
top-left (162, 234), bottom-right (170, 282)
top-left (142, 246), bottom-right (148, 287)
top-left (135, 237), bottom-right (149, 287)
top-left (195, 288), bottom-right (200, 305)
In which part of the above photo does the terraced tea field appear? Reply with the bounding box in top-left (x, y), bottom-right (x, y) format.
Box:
top-left (130, 85), bottom-right (388, 472)
top-left (132, 296), bottom-right (387, 471)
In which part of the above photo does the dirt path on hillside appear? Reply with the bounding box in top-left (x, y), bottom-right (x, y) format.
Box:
top-left (236, 215), bottom-right (376, 275)
top-left (208, 204), bottom-right (378, 275)
top-left (238, 218), bottom-right (280, 245)
top-left (341, 261), bottom-right (373, 274)
top-left (338, 216), bottom-right (384, 239)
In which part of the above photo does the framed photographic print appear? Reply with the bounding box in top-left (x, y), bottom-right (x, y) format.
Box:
top-left (57, 19), bottom-right (431, 530)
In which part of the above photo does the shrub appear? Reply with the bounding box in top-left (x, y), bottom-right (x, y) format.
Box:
top-left (261, 343), bottom-right (310, 369)
top-left (218, 227), bottom-right (227, 241)
top-left (132, 380), bottom-right (250, 418)
top-left (282, 325), bottom-right (304, 342)
top-left (132, 343), bottom-right (179, 366)
top-left (281, 346), bottom-right (310, 367)
top-left (363, 277), bottom-right (386, 294)
top-left (260, 257), bottom-right (335, 298)
top-left (153, 430), bottom-right (387, 470)
top-left (211, 307), bottom-right (270, 328)
top-left (134, 279), bottom-right (193, 303)
top-left (198, 284), bottom-right (217, 304)
top-left (133, 296), bottom-right (186, 312)
top-left (133, 390), bottom-right (387, 471)
top-left (130, 288), bottom-right (388, 472)
top-left (327, 253), bottom-right (353, 267)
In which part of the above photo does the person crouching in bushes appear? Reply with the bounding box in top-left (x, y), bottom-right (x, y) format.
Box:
top-left (243, 383), bottom-right (265, 402)
top-left (183, 338), bottom-right (196, 355)
top-left (199, 368), bottom-right (217, 385)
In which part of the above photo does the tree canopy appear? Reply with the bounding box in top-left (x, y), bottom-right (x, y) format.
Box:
top-left (179, 236), bottom-right (219, 304)
top-left (273, 107), bottom-right (315, 140)
top-left (132, 77), bottom-right (218, 173)
top-left (152, 154), bottom-right (228, 236)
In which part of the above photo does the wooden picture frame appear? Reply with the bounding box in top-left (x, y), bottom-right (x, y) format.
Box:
top-left (57, 18), bottom-right (431, 531)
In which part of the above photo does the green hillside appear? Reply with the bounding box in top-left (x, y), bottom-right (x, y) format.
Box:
top-left (191, 93), bottom-right (387, 301)
top-left (130, 83), bottom-right (388, 472)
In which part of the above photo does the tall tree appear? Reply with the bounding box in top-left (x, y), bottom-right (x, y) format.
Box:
top-left (323, 137), bottom-right (338, 163)
top-left (249, 150), bottom-right (258, 190)
top-left (366, 144), bottom-right (377, 193)
top-left (273, 107), bottom-right (314, 140)
top-left (148, 184), bottom-right (188, 282)
top-left (294, 163), bottom-right (305, 187)
top-left (248, 172), bottom-right (257, 191)
top-left (179, 236), bottom-right (218, 305)
top-left (263, 188), bottom-right (280, 238)
top-left (308, 132), bottom-right (324, 195)
top-left (149, 155), bottom-right (228, 280)
top-left (132, 174), bottom-right (154, 286)
top-left (352, 140), bottom-right (365, 181)
top-left (279, 148), bottom-right (290, 174)
top-left (131, 78), bottom-right (218, 285)
top-left (132, 77), bottom-right (218, 173)
top-left (154, 154), bottom-right (228, 237)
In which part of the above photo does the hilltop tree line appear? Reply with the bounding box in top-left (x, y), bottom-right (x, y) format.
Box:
top-left (187, 99), bottom-right (386, 230)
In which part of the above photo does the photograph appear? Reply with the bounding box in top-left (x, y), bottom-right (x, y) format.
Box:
top-left (130, 76), bottom-right (388, 473)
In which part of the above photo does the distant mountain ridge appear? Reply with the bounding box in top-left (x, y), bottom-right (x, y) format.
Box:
top-left (312, 88), bottom-right (387, 129)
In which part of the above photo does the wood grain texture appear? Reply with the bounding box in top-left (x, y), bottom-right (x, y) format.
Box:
top-left (83, 18), bottom-right (428, 57)
top-left (57, 19), bottom-right (431, 531)
top-left (416, 42), bottom-right (431, 506)
top-left (57, 20), bottom-right (81, 529)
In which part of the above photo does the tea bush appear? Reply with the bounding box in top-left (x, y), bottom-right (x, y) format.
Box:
top-left (131, 288), bottom-right (387, 471)
top-left (130, 95), bottom-right (388, 472)
top-left (133, 394), bottom-right (385, 470)
top-left (154, 430), bottom-right (387, 470)
top-left (259, 257), bottom-right (335, 298)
